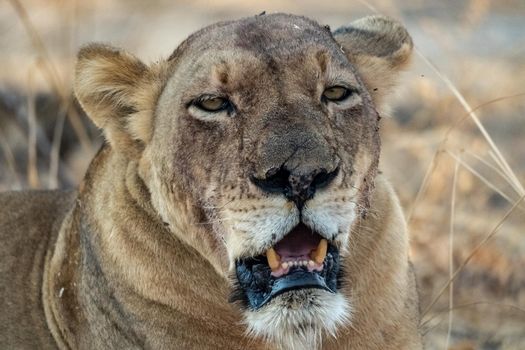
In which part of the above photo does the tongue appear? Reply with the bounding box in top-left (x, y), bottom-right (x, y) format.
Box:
top-left (274, 223), bottom-right (321, 260)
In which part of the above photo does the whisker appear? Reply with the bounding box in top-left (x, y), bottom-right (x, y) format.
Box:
top-left (192, 218), bottom-right (233, 226)
top-left (202, 197), bottom-right (236, 210)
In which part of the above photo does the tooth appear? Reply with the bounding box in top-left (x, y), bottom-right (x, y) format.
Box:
top-left (282, 262), bottom-right (289, 269)
top-left (301, 260), bottom-right (307, 266)
top-left (311, 239), bottom-right (328, 264)
top-left (266, 248), bottom-right (281, 270)
top-left (308, 260), bottom-right (315, 267)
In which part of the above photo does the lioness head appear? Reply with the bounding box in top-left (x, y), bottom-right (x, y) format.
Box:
top-left (74, 13), bottom-right (412, 348)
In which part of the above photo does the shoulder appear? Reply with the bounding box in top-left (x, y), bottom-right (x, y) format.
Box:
top-left (0, 190), bottom-right (77, 241)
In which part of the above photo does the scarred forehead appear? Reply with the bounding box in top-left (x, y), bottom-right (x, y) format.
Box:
top-left (168, 13), bottom-right (342, 63)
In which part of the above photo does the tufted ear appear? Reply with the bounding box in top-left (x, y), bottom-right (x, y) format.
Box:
top-left (333, 16), bottom-right (413, 105)
top-left (74, 43), bottom-right (167, 156)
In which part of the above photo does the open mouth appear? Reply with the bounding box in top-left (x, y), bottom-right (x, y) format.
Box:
top-left (232, 223), bottom-right (341, 310)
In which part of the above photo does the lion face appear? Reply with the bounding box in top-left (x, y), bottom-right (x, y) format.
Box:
top-left (74, 13), bottom-right (412, 348)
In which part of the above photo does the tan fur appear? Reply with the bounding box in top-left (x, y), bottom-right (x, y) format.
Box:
top-left (0, 14), bottom-right (422, 349)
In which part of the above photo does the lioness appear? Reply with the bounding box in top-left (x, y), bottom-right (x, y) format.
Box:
top-left (0, 13), bottom-right (422, 349)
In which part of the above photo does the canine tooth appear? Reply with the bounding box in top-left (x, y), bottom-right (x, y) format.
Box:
top-left (266, 248), bottom-right (281, 270)
top-left (282, 262), bottom-right (289, 269)
top-left (308, 260), bottom-right (315, 267)
top-left (311, 239), bottom-right (328, 264)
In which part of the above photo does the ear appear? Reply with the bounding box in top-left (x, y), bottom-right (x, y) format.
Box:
top-left (74, 43), bottom-right (167, 156)
top-left (333, 16), bottom-right (413, 105)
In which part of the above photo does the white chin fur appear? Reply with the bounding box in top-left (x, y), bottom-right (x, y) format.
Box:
top-left (244, 290), bottom-right (351, 350)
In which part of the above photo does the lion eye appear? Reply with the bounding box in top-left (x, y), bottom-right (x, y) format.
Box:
top-left (322, 86), bottom-right (351, 102)
top-left (195, 97), bottom-right (230, 112)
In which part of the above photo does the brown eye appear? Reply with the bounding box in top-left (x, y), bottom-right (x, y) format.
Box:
top-left (322, 86), bottom-right (351, 102)
top-left (196, 96), bottom-right (230, 112)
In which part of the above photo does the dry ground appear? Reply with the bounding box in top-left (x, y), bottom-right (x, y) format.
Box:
top-left (1, 0), bottom-right (524, 349)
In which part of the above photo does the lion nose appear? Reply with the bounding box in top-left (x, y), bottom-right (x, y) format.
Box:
top-left (251, 166), bottom-right (339, 209)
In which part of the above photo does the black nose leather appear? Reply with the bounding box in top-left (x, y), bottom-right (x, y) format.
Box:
top-left (251, 166), bottom-right (339, 209)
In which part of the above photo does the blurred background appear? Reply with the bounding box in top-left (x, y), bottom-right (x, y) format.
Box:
top-left (1, 0), bottom-right (524, 348)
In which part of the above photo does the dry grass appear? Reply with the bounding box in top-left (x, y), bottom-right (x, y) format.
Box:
top-left (7, 0), bottom-right (92, 154)
top-left (0, 0), bottom-right (523, 348)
